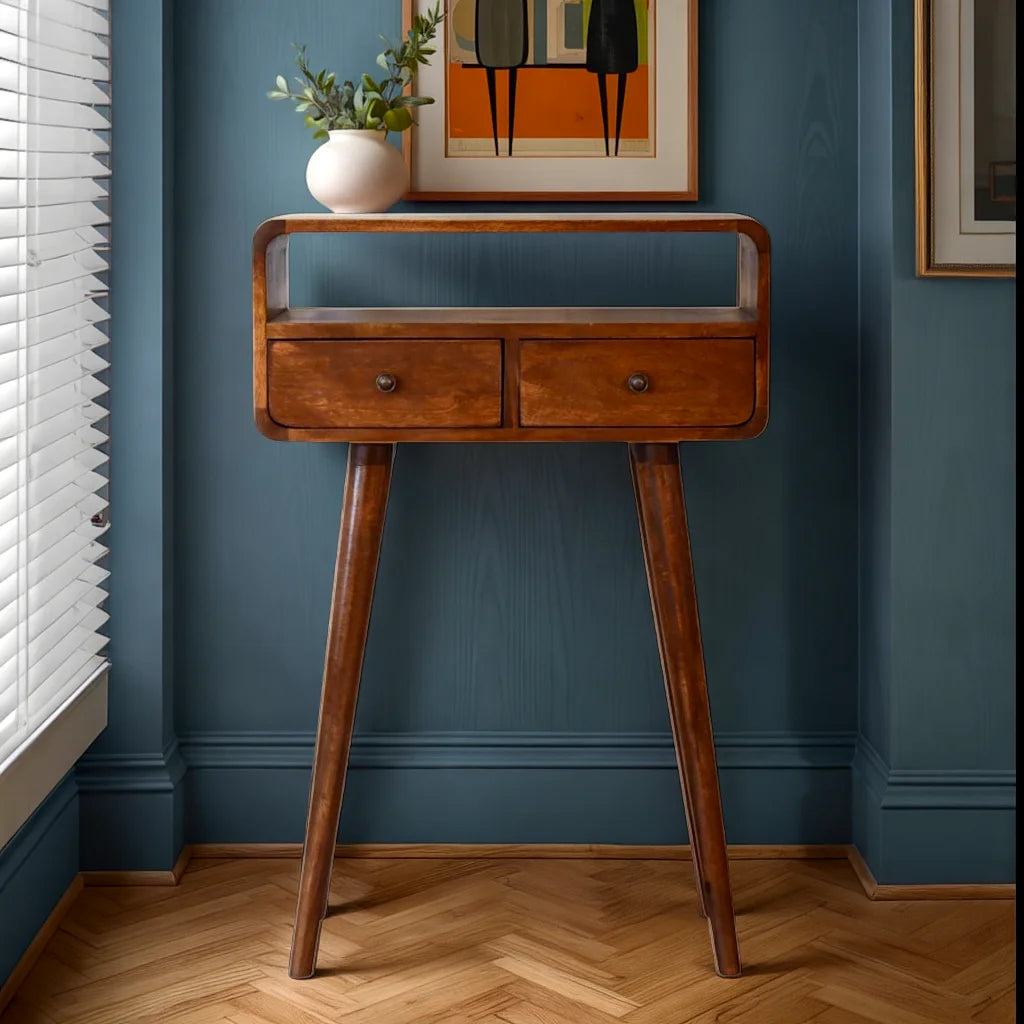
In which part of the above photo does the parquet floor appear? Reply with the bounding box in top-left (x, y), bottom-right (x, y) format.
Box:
top-left (2, 855), bottom-right (1015, 1024)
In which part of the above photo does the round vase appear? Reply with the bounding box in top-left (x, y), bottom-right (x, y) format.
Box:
top-left (305, 130), bottom-right (408, 213)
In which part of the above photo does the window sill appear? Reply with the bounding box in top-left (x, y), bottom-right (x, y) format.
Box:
top-left (0, 672), bottom-right (108, 851)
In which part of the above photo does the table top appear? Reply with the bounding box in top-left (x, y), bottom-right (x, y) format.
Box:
top-left (253, 212), bottom-right (771, 248)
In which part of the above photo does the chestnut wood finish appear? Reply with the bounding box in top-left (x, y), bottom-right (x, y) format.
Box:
top-left (290, 443), bottom-right (394, 980)
top-left (630, 443), bottom-right (741, 977)
top-left (253, 214), bottom-right (770, 982)
top-left (253, 214), bottom-right (770, 444)
top-left (268, 339), bottom-right (503, 429)
top-left (520, 339), bottom-right (756, 428)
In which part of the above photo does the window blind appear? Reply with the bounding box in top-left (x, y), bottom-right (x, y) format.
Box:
top-left (0, 0), bottom-right (108, 772)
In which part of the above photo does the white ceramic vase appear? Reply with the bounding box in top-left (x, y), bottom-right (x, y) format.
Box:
top-left (305, 130), bottom-right (408, 213)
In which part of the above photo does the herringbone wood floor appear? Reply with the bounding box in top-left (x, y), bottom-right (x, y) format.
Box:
top-left (2, 856), bottom-right (1015, 1023)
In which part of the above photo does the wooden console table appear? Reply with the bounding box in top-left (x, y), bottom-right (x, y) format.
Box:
top-left (252, 213), bottom-right (771, 980)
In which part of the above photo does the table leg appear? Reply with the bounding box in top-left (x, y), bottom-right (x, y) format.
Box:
top-left (628, 442), bottom-right (741, 978)
top-left (289, 442), bottom-right (395, 980)
top-left (629, 451), bottom-right (708, 922)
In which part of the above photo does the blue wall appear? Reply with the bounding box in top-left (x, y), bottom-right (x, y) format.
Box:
top-left (171, 0), bottom-right (859, 846)
top-left (75, 0), bottom-right (184, 873)
top-left (1, 6), bottom-right (1014, 986)
top-left (856, 0), bottom-right (894, 767)
top-left (854, 0), bottom-right (1015, 883)
top-left (0, 779), bottom-right (78, 988)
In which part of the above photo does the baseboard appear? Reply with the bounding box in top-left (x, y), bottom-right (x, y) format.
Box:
top-left (847, 845), bottom-right (1016, 901)
top-left (76, 740), bottom-right (187, 871)
top-left (81, 844), bottom-right (192, 887)
top-left (0, 874), bottom-right (82, 1017)
top-left (86, 842), bottom-right (1014, 901)
top-left (182, 729), bottom-right (855, 847)
top-left (189, 842), bottom-right (852, 861)
top-left (851, 739), bottom-right (1016, 885)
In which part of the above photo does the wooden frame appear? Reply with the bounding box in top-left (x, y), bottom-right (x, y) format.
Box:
top-left (252, 213), bottom-right (770, 445)
top-left (401, 0), bottom-right (699, 201)
top-left (915, 0), bottom-right (1015, 277)
top-left (251, 212), bottom-right (771, 980)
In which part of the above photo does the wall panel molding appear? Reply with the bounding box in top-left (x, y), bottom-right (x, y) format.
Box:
top-left (76, 742), bottom-right (186, 872)
top-left (179, 729), bottom-right (856, 847)
top-left (178, 729), bottom-right (857, 770)
top-left (852, 737), bottom-right (1015, 811)
top-left (77, 741), bottom-right (187, 794)
top-left (852, 738), bottom-right (1015, 884)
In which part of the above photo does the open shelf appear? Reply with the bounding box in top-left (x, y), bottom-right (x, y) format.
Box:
top-left (265, 306), bottom-right (760, 340)
top-left (270, 306), bottom-right (757, 325)
top-left (254, 213), bottom-right (770, 440)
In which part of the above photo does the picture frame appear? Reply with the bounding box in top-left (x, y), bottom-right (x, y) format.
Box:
top-left (402, 0), bottom-right (698, 201)
top-left (915, 0), bottom-right (1016, 277)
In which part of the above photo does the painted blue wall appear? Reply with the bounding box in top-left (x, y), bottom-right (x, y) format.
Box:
top-left (76, 0), bottom-right (184, 872)
top-left (854, 0), bottom-right (1016, 883)
top-left (2, 8), bottom-right (1012, 982)
top-left (856, 0), bottom-right (894, 767)
top-left (886, 4), bottom-right (1015, 779)
top-left (171, 0), bottom-right (860, 845)
top-left (0, 779), bottom-right (78, 988)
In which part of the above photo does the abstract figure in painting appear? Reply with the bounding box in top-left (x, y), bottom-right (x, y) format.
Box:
top-left (475, 0), bottom-right (530, 155)
top-left (586, 0), bottom-right (639, 156)
top-left (446, 0), bottom-right (653, 160)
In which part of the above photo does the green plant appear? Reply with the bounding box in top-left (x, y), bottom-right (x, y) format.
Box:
top-left (268, 4), bottom-right (444, 138)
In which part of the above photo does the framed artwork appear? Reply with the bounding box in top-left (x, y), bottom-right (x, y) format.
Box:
top-left (915, 0), bottom-right (1016, 276)
top-left (403, 0), bottom-right (697, 201)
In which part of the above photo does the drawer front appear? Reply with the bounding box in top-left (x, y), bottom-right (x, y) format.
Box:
top-left (519, 339), bottom-right (756, 428)
top-left (268, 339), bottom-right (503, 428)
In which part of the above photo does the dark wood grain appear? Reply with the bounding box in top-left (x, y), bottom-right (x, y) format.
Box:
top-left (255, 214), bottom-right (768, 980)
top-left (268, 340), bottom-right (503, 429)
top-left (252, 214), bottom-right (771, 444)
top-left (253, 423), bottom-right (767, 443)
top-left (629, 449), bottom-right (708, 922)
top-left (270, 307), bottom-right (758, 325)
top-left (290, 443), bottom-right (394, 980)
top-left (254, 213), bottom-right (770, 250)
top-left (520, 339), bottom-right (756, 428)
top-left (630, 442), bottom-right (741, 978)
top-left (269, 305), bottom-right (758, 329)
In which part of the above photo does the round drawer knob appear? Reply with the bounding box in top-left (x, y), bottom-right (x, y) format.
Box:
top-left (375, 372), bottom-right (397, 393)
top-left (627, 373), bottom-right (649, 394)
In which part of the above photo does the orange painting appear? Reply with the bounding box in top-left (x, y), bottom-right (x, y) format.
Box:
top-left (444, 0), bottom-right (654, 158)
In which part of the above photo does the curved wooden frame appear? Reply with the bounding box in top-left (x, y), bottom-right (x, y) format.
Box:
top-left (253, 213), bottom-right (770, 443)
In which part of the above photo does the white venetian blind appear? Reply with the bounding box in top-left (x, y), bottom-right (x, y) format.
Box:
top-left (0, 0), bottom-right (109, 771)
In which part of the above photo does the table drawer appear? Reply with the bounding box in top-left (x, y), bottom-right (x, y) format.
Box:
top-left (519, 339), bottom-right (756, 428)
top-left (268, 339), bottom-right (503, 429)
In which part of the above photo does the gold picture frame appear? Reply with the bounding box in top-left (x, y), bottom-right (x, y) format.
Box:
top-left (915, 0), bottom-right (1016, 277)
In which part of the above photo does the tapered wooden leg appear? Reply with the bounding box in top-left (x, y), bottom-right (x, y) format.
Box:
top-left (289, 443), bottom-right (395, 980)
top-left (629, 442), bottom-right (741, 978)
top-left (629, 453), bottom-right (708, 922)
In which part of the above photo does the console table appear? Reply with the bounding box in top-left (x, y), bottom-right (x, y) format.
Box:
top-left (252, 213), bottom-right (770, 981)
